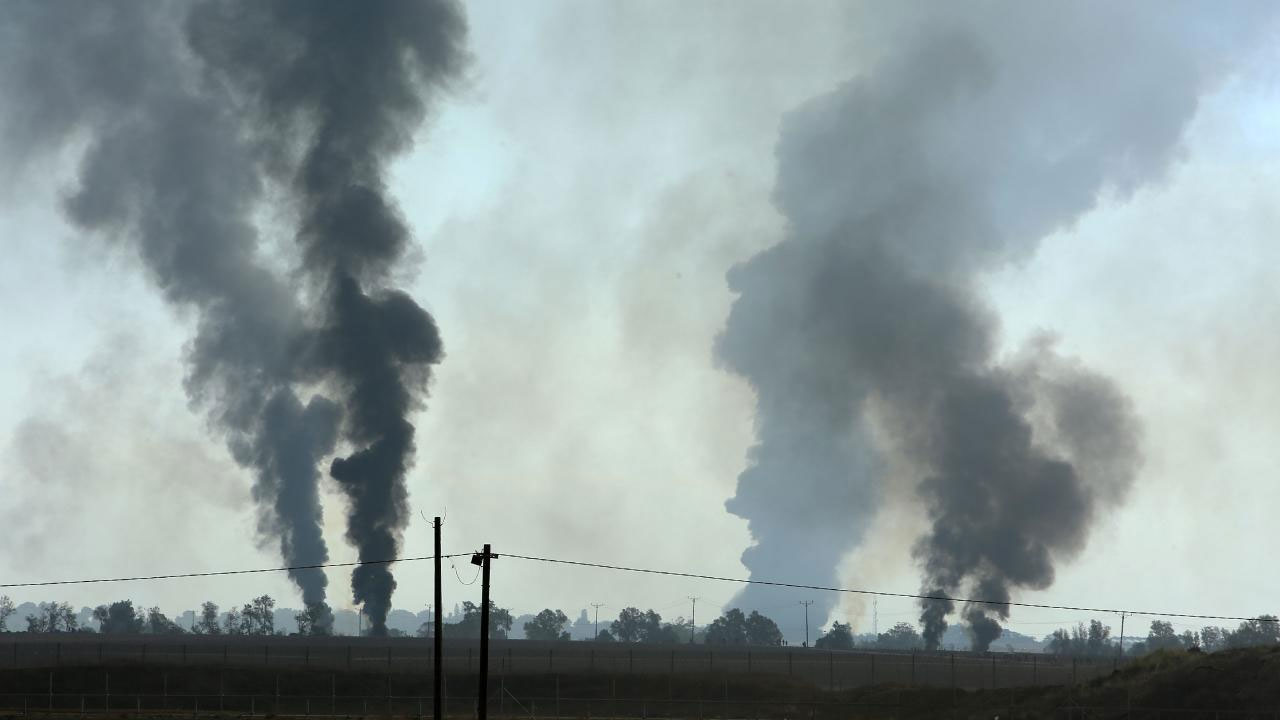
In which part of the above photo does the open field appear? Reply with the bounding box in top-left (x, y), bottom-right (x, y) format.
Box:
top-left (0, 635), bottom-right (1114, 690)
top-left (0, 645), bottom-right (1278, 719)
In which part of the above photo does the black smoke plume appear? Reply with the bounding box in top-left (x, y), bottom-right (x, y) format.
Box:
top-left (187, 0), bottom-right (466, 633)
top-left (0, 0), bottom-right (466, 634)
top-left (719, 2), bottom-right (1269, 647)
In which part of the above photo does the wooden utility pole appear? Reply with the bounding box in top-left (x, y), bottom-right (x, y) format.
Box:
top-left (800, 601), bottom-right (814, 647)
top-left (687, 597), bottom-right (699, 644)
top-left (433, 517), bottom-right (443, 720)
top-left (475, 545), bottom-right (495, 720)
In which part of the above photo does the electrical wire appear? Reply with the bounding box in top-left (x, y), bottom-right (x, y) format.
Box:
top-left (0, 554), bottom-right (471, 589)
top-left (2, 548), bottom-right (1276, 626)
top-left (499, 552), bottom-right (1280, 625)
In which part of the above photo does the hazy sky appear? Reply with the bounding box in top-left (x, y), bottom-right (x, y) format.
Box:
top-left (3, 1), bottom-right (1280, 643)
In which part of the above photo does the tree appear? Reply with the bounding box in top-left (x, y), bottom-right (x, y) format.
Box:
top-left (1227, 615), bottom-right (1280, 648)
top-left (877, 622), bottom-right (923, 650)
top-left (704, 609), bottom-right (748, 645)
top-left (26, 602), bottom-right (78, 633)
top-left (745, 611), bottom-right (784, 646)
top-left (240, 595), bottom-right (276, 635)
top-left (610, 607), bottom-right (669, 643)
top-left (295, 602), bottom-right (333, 636)
top-left (1045, 628), bottom-right (1073, 655)
top-left (1200, 626), bottom-right (1224, 652)
top-left (1179, 630), bottom-right (1199, 650)
top-left (146, 607), bottom-right (185, 635)
top-left (1043, 620), bottom-right (1115, 656)
top-left (1085, 620), bottom-right (1113, 656)
top-left (443, 601), bottom-right (513, 639)
top-left (815, 622), bottom-right (854, 650)
top-left (0, 596), bottom-right (14, 632)
top-left (524, 609), bottom-right (571, 642)
top-left (94, 601), bottom-right (143, 634)
top-left (1146, 620), bottom-right (1180, 651)
top-left (223, 607), bottom-right (243, 635)
top-left (195, 602), bottom-right (221, 635)
top-left (595, 629), bottom-right (616, 642)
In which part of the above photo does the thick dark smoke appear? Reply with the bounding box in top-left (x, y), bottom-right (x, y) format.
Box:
top-left (186, 0), bottom-right (466, 634)
top-left (0, 1), bottom-right (465, 634)
top-left (719, 1), bottom-right (1270, 647)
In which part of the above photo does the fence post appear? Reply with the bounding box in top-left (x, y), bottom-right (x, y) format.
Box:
top-left (224, 644), bottom-right (228, 665)
top-left (388, 646), bottom-right (392, 670)
top-left (910, 652), bottom-right (915, 687)
top-left (56, 643), bottom-right (61, 667)
top-left (556, 675), bottom-right (560, 720)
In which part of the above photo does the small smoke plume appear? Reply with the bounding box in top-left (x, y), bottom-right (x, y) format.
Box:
top-left (1, 1), bottom-right (466, 634)
top-left (719, 1), bottom-right (1270, 646)
top-left (186, 0), bottom-right (466, 633)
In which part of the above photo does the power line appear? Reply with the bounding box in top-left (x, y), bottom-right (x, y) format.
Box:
top-left (2, 549), bottom-right (1277, 626)
top-left (0, 554), bottom-right (471, 590)
top-left (498, 552), bottom-right (1280, 625)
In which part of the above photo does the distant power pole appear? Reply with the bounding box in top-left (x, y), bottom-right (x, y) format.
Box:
top-left (590, 603), bottom-right (604, 640)
top-left (800, 601), bottom-right (814, 647)
top-left (687, 597), bottom-right (699, 644)
top-left (873, 598), bottom-right (878, 637)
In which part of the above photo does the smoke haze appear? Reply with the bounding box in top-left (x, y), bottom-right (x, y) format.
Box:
top-left (0, 0), bottom-right (466, 634)
top-left (721, 1), bottom-right (1271, 648)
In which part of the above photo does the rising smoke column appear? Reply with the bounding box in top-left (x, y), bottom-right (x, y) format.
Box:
top-left (719, 1), bottom-right (1270, 648)
top-left (0, 1), bottom-right (342, 627)
top-left (187, 0), bottom-right (467, 634)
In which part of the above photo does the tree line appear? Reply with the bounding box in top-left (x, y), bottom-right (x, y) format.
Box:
top-left (415, 602), bottom-right (788, 646)
top-left (1043, 616), bottom-right (1280, 656)
top-left (0, 595), bottom-right (328, 636)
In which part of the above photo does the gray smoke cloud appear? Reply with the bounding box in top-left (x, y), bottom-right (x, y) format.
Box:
top-left (186, 0), bottom-right (466, 634)
top-left (719, 1), bottom-right (1271, 648)
top-left (1, 0), bottom-right (465, 634)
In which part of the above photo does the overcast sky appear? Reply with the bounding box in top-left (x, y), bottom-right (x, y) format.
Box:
top-left (3, 1), bottom-right (1280, 643)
